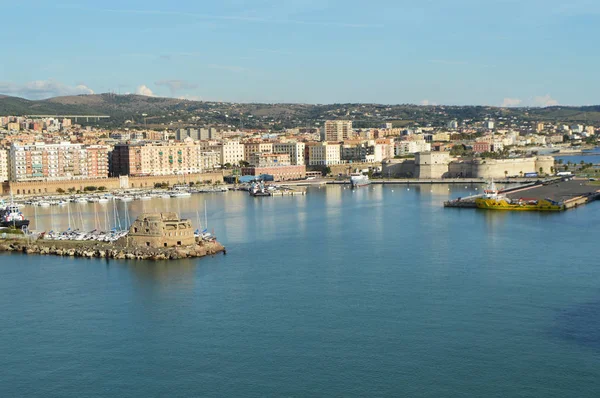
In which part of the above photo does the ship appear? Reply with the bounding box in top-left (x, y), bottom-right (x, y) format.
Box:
top-left (350, 173), bottom-right (370, 188)
top-left (474, 180), bottom-right (565, 212)
top-left (0, 202), bottom-right (30, 229)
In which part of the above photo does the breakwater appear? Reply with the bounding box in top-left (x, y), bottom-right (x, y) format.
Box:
top-left (0, 237), bottom-right (225, 261)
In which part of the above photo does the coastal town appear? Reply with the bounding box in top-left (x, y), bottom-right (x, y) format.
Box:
top-left (0, 105), bottom-right (598, 197)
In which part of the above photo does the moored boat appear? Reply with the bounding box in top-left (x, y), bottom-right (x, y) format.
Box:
top-left (474, 180), bottom-right (565, 211)
top-left (350, 173), bottom-right (370, 188)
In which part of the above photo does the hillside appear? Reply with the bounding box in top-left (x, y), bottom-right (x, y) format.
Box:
top-left (1, 94), bottom-right (600, 129)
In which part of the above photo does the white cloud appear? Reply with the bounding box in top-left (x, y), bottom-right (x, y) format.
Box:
top-left (155, 79), bottom-right (198, 95)
top-left (0, 80), bottom-right (94, 99)
top-left (178, 94), bottom-right (202, 101)
top-left (501, 98), bottom-right (522, 107)
top-left (533, 94), bottom-right (558, 107)
top-left (135, 85), bottom-right (154, 96)
top-left (420, 99), bottom-right (430, 105)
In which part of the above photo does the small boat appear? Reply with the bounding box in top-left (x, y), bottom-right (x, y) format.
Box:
top-left (118, 196), bottom-right (134, 202)
top-left (170, 191), bottom-right (191, 198)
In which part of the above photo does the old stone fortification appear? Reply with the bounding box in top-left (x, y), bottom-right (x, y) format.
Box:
top-left (447, 156), bottom-right (554, 178)
top-left (2, 172), bottom-right (224, 196)
top-left (382, 154), bottom-right (555, 179)
top-left (128, 213), bottom-right (195, 248)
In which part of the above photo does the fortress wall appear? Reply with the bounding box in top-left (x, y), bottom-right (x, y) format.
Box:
top-left (382, 159), bottom-right (416, 178)
top-left (2, 172), bottom-right (225, 196)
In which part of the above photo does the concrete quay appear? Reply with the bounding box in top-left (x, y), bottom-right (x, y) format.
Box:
top-left (444, 179), bottom-right (600, 211)
top-left (329, 178), bottom-right (541, 185)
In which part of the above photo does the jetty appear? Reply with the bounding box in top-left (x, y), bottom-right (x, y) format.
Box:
top-left (444, 178), bottom-right (600, 211)
top-left (0, 212), bottom-right (226, 261)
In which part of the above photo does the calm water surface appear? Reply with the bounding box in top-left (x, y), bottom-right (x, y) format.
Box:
top-left (1, 185), bottom-right (600, 397)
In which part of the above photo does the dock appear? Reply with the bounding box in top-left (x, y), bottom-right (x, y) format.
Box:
top-left (444, 179), bottom-right (600, 211)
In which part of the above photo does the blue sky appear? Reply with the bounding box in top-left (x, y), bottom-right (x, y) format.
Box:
top-left (1, 0), bottom-right (598, 106)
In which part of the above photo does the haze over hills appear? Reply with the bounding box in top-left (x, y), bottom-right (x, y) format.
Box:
top-left (1, 94), bottom-right (599, 129)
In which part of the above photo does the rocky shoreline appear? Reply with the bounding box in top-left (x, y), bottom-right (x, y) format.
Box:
top-left (0, 238), bottom-right (226, 261)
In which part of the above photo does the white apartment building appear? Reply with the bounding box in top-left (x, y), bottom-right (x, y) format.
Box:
top-left (273, 142), bottom-right (305, 165)
top-left (201, 151), bottom-right (220, 171)
top-left (394, 140), bottom-right (431, 156)
top-left (308, 143), bottom-right (342, 166)
top-left (220, 141), bottom-right (245, 166)
top-left (323, 120), bottom-right (352, 142)
top-left (0, 149), bottom-right (9, 182)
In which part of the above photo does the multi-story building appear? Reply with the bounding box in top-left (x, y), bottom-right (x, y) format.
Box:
top-left (241, 165), bottom-right (306, 181)
top-left (249, 153), bottom-right (291, 168)
top-left (201, 151), bottom-right (220, 171)
top-left (585, 126), bottom-right (595, 136)
top-left (110, 142), bottom-right (204, 176)
top-left (244, 142), bottom-right (273, 162)
top-left (220, 141), bottom-right (244, 166)
top-left (176, 128), bottom-right (200, 141)
top-left (394, 140), bottom-right (431, 156)
top-left (273, 142), bottom-right (305, 165)
top-left (7, 122), bottom-right (20, 131)
top-left (9, 142), bottom-right (109, 181)
top-left (473, 142), bottom-right (491, 153)
top-left (323, 120), bottom-right (352, 142)
top-left (0, 149), bottom-right (9, 182)
top-left (308, 142), bottom-right (342, 166)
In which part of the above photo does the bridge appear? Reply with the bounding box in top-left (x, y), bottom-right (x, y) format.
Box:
top-left (28, 115), bottom-right (110, 122)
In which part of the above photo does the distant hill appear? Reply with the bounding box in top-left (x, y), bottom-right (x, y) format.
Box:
top-left (1, 94), bottom-right (600, 128)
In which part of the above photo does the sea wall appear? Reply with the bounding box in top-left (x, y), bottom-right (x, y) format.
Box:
top-left (0, 238), bottom-right (226, 261)
top-left (2, 172), bottom-right (225, 196)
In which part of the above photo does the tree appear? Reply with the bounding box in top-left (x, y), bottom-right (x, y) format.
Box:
top-left (223, 162), bottom-right (232, 169)
top-left (550, 166), bottom-right (555, 175)
top-left (98, 186), bottom-right (107, 192)
top-left (84, 186), bottom-right (97, 192)
top-left (68, 187), bottom-right (76, 193)
top-left (56, 188), bottom-right (65, 194)
top-left (239, 160), bottom-right (250, 167)
top-left (557, 159), bottom-right (563, 164)
top-left (539, 167), bottom-right (544, 176)
top-left (504, 170), bottom-right (508, 179)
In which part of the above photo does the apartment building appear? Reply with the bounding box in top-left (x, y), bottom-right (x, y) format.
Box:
top-left (308, 142), bottom-right (342, 166)
top-left (395, 140), bottom-right (431, 156)
top-left (322, 120), bottom-right (352, 142)
top-left (244, 142), bottom-right (273, 162)
top-left (220, 141), bottom-right (244, 166)
top-left (273, 142), bottom-right (305, 165)
top-left (111, 142), bottom-right (204, 176)
top-left (249, 153), bottom-right (291, 167)
top-left (9, 142), bottom-right (109, 181)
top-left (0, 148), bottom-right (9, 182)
